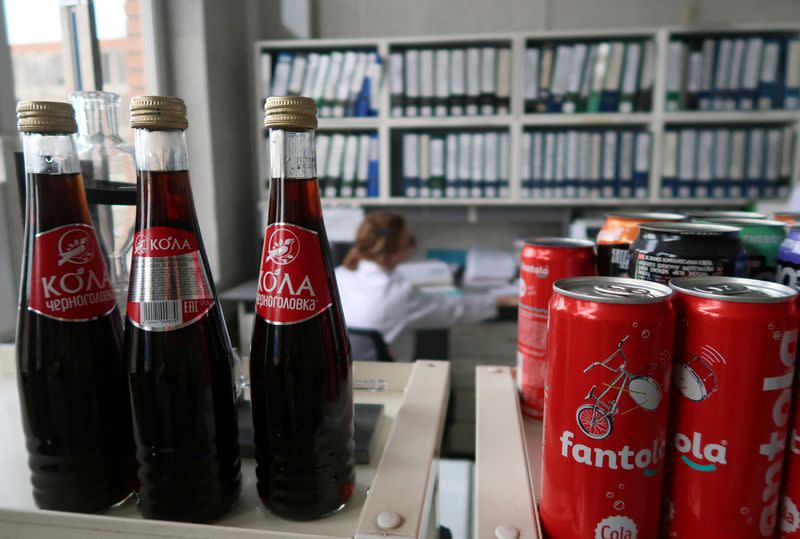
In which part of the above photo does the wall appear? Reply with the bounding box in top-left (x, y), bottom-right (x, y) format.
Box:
top-left (313, 0), bottom-right (800, 37)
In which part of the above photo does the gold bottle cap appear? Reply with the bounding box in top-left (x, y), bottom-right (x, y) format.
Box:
top-left (264, 96), bottom-right (317, 130)
top-left (130, 95), bottom-right (188, 130)
top-left (16, 101), bottom-right (77, 134)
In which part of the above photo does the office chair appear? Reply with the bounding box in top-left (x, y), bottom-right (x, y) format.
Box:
top-left (348, 328), bottom-right (392, 362)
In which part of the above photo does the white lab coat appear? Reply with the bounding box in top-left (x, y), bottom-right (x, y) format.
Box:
top-left (335, 260), bottom-right (498, 362)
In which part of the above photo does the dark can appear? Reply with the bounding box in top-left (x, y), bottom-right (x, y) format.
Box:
top-left (777, 226), bottom-right (800, 292)
top-left (701, 218), bottom-right (788, 281)
top-left (517, 238), bottom-right (596, 419)
top-left (687, 210), bottom-right (767, 221)
top-left (630, 222), bottom-right (746, 285)
top-left (596, 212), bottom-right (686, 277)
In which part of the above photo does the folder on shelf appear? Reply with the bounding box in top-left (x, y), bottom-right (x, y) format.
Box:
top-left (434, 50), bottom-right (450, 117)
top-left (340, 135), bottom-right (360, 197)
top-left (286, 53), bottom-right (307, 97)
top-left (696, 129), bottom-right (714, 198)
top-left (601, 130), bottom-right (618, 197)
top-left (765, 129), bottom-right (782, 198)
top-left (356, 134), bottom-right (371, 198)
top-left (316, 134), bottom-right (331, 196)
top-left (637, 41), bottom-right (655, 111)
top-left (457, 133), bottom-right (472, 197)
top-left (713, 129), bottom-right (730, 197)
top-left (728, 130), bottom-right (747, 198)
top-left (524, 46), bottom-right (541, 113)
top-left (698, 39), bottom-right (716, 110)
top-left (347, 52), bottom-right (368, 117)
top-left (543, 131), bottom-right (557, 197)
top-left (365, 52), bottom-right (383, 117)
top-left (785, 38), bottom-right (800, 109)
top-left (745, 128), bottom-right (765, 198)
top-left (726, 38), bottom-right (746, 111)
top-left (548, 44), bottom-right (572, 113)
top-left (496, 48), bottom-right (512, 114)
top-left (390, 52), bottom-right (405, 117)
top-left (529, 131), bottom-right (541, 197)
top-left (563, 43), bottom-right (587, 113)
top-left (419, 49), bottom-right (435, 117)
top-left (661, 131), bottom-right (678, 198)
top-left (404, 49), bottom-right (420, 117)
top-left (271, 52), bottom-right (293, 98)
top-left (480, 47), bottom-right (498, 115)
top-left (301, 52), bottom-right (320, 100)
top-left (619, 43), bottom-right (642, 113)
top-left (499, 133), bottom-right (510, 198)
top-left (367, 134), bottom-right (379, 198)
top-left (577, 44), bottom-right (597, 112)
top-left (402, 133), bottom-right (420, 197)
top-left (429, 136), bottom-right (446, 198)
top-left (553, 131), bottom-right (567, 197)
top-left (471, 133), bottom-right (485, 197)
top-left (590, 132), bottom-right (603, 196)
top-left (259, 51), bottom-right (272, 104)
top-left (739, 37), bottom-right (763, 110)
top-left (419, 133), bottom-right (431, 197)
top-left (780, 127), bottom-right (794, 197)
top-left (633, 131), bottom-right (650, 199)
top-left (758, 38), bottom-right (783, 110)
top-left (446, 133), bottom-right (459, 197)
top-left (311, 53), bottom-right (331, 108)
top-left (325, 133), bottom-right (346, 197)
top-left (618, 131), bottom-right (634, 198)
top-left (677, 129), bottom-right (697, 198)
top-left (466, 47), bottom-right (482, 115)
top-left (483, 132), bottom-right (499, 198)
top-left (520, 132), bottom-right (532, 197)
top-left (333, 51), bottom-right (357, 117)
top-left (538, 44), bottom-right (555, 113)
top-left (600, 42), bottom-right (624, 112)
top-left (565, 130), bottom-right (579, 198)
top-left (321, 51), bottom-right (344, 117)
top-left (450, 49), bottom-right (467, 116)
top-left (587, 43), bottom-right (609, 113)
top-left (665, 41), bottom-right (685, 112)
top-left (712, 39), bottom-right (733, 110)
top-left (578, 132), bottom-right (592, 197)
top-left (685, 48), bottom-right (703, 111)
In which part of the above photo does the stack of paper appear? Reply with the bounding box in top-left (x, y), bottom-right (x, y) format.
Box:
top-left (462, 248), bottom-right (516, 288)
top-left (395, 260), bottom-right (455, 287)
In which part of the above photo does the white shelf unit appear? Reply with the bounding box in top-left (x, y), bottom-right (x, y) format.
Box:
top-left (254, 25), bottom-right (800, 209)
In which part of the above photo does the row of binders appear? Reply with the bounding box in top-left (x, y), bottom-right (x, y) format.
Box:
top-left (662, 127), bottom-right (794, 199)
top-left (261, 50), bottom-right (382, 118)
top-left (521, 129), bottom-right (650, 199)
top-left (666, 36), bottom-right (800, 111)
top-left (525, 40), bottom-right (655, 114)
top-left (390, 46), bottom-right (512, 117)
top-left (317, 133), bottom-right (380, 198)
top-left (401, 132), bottom-right (510, 198)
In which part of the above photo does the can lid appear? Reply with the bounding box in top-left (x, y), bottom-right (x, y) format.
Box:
top-left (670, 277), bottom-right (797, 303)
top-left (701, 218), bottom-right (788, 229)
top-left (687, 210), bottom-right (767, 220)
top-left (554, 276), bottom-right (672, 304)
top-left (264, 96), bottom-right (318, 130)
top-left (16, 101), bottom-right (77, 134)
top-left (639, 222), bottom-right (741, 235)
top-left (605, 211), bottom-right (686, 221)
top-left (524, 237), bottom-right (595, 248)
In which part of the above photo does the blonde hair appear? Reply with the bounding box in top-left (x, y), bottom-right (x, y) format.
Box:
top-left (342, 211), bottom-right (407, 270)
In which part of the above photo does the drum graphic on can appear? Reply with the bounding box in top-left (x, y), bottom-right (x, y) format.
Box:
top-left (673, 348), bottom-right (721, 403)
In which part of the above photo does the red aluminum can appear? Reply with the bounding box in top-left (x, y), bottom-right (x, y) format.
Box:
top-left (781, 384), bottom-right (800, 538)
top-left (663, 277), bottom-right (799, 539)
top-left (517, 238), bottom-right (596, 419)
top-left (541, 277), bottom-right (675, 539)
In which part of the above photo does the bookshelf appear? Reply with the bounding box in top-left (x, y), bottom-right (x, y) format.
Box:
top-left (254, 26), bottom-right (800, 209)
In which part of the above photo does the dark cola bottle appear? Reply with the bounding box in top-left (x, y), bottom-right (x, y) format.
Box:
top-left (250, 96), bottom-right (355, 520)
top-left (124, 96), bottom-right (240, 522)
top-left (15, 101), bottom-right (136, 512)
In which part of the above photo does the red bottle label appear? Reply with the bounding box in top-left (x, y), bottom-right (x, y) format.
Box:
top-left (28, 223), bottom-right (117, 321)
top-left (127, 226), bottom-right (214, 331)
top-left (256, 223), bottom-right (332, 325)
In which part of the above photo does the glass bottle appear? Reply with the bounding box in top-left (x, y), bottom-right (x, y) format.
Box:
top-left (124, 96), bottom-right (241, 522)
top-left (70, 90), bottom-right (137, 307)
top-left (250, 96), bottom-right (355, 520)
top-left (15, 100), bottom-right (136, 512)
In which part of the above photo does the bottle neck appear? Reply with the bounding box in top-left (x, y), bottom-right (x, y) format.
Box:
top-left (22, 133), bottom-right (81, 175)
top-left (134, 129), bottom-right (189, 171)
top-left (269, 128), bottom-right (316, 180)
top-left (72, 92), bottom-right (122, 141)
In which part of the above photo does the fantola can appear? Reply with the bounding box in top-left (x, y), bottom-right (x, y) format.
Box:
top-left (596, 212), bottom-right (686, 277)
top-left (780, 379), bottom-right (800, 538)
top-left (517, 238), bottom-right (596, 419)
top-left (663, 277), bottom-right (799, 539)
top-left (630, 222), bottom-right (746, 284)
top-left (541, 277), bottom-right (675, 539)
top-left (778, 226), bottom-right (800, 292)
top-left (702, 218), bottom-right (788, 281)
top-left (775, 213), bottom-right (800, 227)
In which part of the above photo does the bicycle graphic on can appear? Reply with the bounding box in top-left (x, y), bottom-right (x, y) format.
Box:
top-left (576, 335), bottom-right (662, 440)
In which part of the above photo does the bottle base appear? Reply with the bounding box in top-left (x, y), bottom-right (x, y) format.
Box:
top-left (260, 497), bottom-right (348, 522)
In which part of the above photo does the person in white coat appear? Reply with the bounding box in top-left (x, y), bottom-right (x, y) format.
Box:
top-left (335, 211), bottom-right (514, 362)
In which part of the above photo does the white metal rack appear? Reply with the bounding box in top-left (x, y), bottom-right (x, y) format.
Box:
top-left (254, 26), bottom-right (800, 209)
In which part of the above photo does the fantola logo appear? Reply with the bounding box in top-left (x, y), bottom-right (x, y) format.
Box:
top-left (595, 515), bottom-right (637, 539)
top-left (57, 228), bottom-right (94, 265)
top-left (560, 431), bottom-right (664, 474)
top-left (267, 228), bottom-right (300, 265)
top-left (674, 432), bottom-right (727, 472)
top-left (520, 262), bottom-right (548, 278)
